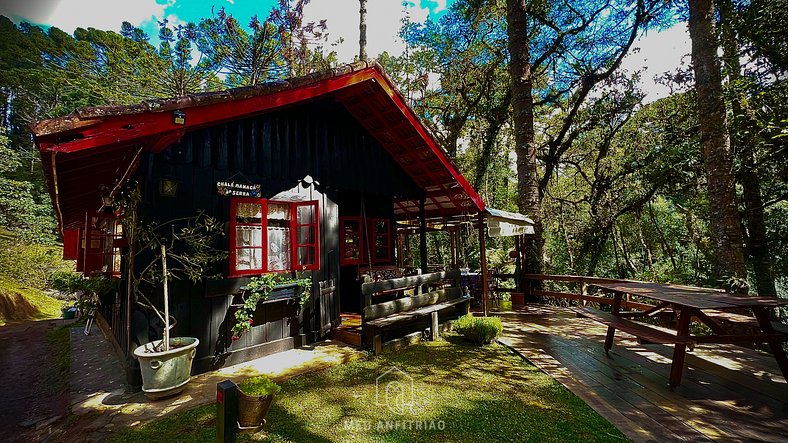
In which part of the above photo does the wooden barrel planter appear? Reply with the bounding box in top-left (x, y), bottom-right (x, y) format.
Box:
top-left (237, 391), bottom-right (274, 429)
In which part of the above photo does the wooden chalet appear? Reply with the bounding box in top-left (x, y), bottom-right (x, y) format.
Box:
top-left (32, 61), bottom-right (533, 382)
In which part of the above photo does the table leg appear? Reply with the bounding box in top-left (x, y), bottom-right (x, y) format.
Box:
top-left (604, 292), bottom-right (623, 355)
top-left (669, 308), bottom-right (693, 388)
top-left (753, 307), bottom-right (788, 381)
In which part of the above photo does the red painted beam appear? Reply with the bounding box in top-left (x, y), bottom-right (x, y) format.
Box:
top-left (38, 70), bottom-right (378, 154)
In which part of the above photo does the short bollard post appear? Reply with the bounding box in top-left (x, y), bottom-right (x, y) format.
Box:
top-left (217, 379), bottom-right (238, 443)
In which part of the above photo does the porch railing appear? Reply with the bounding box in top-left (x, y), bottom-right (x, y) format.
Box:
top-left (496, 274), bottom-right (656, 311)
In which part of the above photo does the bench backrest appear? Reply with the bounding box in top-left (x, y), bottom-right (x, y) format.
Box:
top-left (361, 270), bottom-right (461, 322)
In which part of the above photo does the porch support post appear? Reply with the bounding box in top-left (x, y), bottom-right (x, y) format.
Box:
top-left (478, 211), bottom-right (489, 317)
top-left (449, 228), bottom-right (458, 269)
top-left (419, 199), bottom-right (428, 275)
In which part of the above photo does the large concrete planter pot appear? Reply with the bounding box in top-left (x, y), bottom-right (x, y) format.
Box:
top-left (133, 337), bottom-right (199, 399)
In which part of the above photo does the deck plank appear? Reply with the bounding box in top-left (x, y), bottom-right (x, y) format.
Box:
top-left (498, 304), bottom-right (788, 442)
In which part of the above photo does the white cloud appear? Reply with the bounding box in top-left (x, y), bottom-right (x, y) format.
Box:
top-left (621, 24), bottom-right (692, 102)
top-left (0, 0), bottom-right (170, 33)
top-left (303, 0), bottom-right (434, 63)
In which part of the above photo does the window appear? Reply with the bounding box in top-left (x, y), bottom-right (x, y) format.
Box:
top-left (229, 198), bottom-right (320, 277)
top-left (340, 217), bottom-right (363, 265)
top-left (340, 217), bottom-right (391, 265)
top-left (369, 218), bottom-right (391, 263)
top-left (80, 214), bottom-right (124, 277)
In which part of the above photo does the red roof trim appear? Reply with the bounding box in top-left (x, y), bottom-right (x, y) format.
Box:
top-left (34, 63), bottom-right (484, 234)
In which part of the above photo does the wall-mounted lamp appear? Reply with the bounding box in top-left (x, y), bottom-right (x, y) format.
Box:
top-left (173, 110), bottom-right (186, 125)
top-left (159, 178), bottom-right (179, 197)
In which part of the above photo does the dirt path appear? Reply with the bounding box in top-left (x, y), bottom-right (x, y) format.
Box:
top-left (0, 320), bottom-right (70, 442)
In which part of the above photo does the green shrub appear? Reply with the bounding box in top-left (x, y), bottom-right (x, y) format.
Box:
top-left (0, 240), bottom-right (73, 290)
top-left (238, 375), bottom-right (281, 396)
top-left (452, 314), bottom-right (503, 345)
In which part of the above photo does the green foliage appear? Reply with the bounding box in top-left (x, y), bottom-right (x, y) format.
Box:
top-left (0, 129), bottom-right (57, 244)
top-left (237, 375), bottom-right (281, 397)
top-left (231, 273), bottom-right (312, 340)
top-left (49, 270), bottom-right (115, 296)
top-left (452, 314), bottom-right (503, 345)
top-left (0, 239), bottom-right (72, 289)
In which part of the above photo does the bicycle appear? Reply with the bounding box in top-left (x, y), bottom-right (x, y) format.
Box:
top-left (78, 292), bottom-right (99, 336)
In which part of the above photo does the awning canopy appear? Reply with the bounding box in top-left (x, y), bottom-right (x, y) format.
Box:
top-left (485, 207), bottom-right (535, 237)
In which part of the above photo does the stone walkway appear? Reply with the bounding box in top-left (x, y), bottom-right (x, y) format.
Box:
top-left (65, 327), bottom-right (362, 442)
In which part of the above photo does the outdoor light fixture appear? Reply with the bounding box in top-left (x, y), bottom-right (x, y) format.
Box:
top-left (173, 110), bottom-right (186, 125)
top-left (159, 178), bottom-right (179, 197)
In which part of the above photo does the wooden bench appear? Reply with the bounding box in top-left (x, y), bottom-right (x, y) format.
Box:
top-left (362, 270), bottom-right (470, 355)
top-left (573, 307), bottom-right (695, 352)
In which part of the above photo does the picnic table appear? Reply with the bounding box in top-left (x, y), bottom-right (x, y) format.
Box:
top-left (580, 280), bottom-right (788, 388)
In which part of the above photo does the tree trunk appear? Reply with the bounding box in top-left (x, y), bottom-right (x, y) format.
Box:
top-left (688, 0), bottom-right (747, 282)
top-left (507, 0), bottom-right (543, 278)
top-left (718, 0), bottom-right (777, 297)
top-left (359, 0), bottom-right (367, 60)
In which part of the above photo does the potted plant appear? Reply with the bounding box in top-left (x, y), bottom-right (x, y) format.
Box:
top-left (120, 187), bottom-right (227, 399)
top-left (236, 375), bottom-right (281, 429)
top-left (231, 273), bottom-right (312, 341)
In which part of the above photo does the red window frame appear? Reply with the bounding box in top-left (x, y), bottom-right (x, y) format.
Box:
top-left (229, 198), bottom-right (320, 277)
top-left (368, 218), bottom-right (391, 263)
top-left (339, 217), bottom-right (392, 265)
top-left (340, 216), bottom-right (364, 265)
top-left (82, 213), bottom-right (123, 277)
top-left (229, 197), bottom-right (268, 277)
top-left (291, 201), bottom-right (320, 272)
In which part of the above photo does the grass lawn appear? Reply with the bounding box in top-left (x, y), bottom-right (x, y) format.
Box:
top-left (0, 277), bottom-right (64, 325)
top-left (110, 334), bottom-right (628, 442)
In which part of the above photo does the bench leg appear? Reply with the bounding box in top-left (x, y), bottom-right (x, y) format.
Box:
top-left (430, 311), bottom-right (439, 341)
top-left (604, 326), bottom-right (616, 355)
top-left (373, 334), bottom-right (382, 356)
top-left (753, 307), bottom-right (788, 382)
top-left (604, 293), bottom-right (623, 354)
top-left (669, 309), bottom-right (693, 388)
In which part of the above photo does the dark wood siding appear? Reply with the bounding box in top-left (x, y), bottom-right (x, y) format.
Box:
top-left (128, 99), bottom-right (421, 373)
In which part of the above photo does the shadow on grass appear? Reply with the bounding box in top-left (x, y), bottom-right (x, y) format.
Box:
top-left (109, 333), bottom-right (628, 442)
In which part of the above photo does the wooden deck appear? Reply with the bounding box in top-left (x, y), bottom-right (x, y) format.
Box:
top-left (330, 313), bottom-right (362, 347)
top-left (498, 304), bottom-right (788, 442)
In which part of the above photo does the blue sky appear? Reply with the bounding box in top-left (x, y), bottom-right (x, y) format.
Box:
top-left (0, 0), bottom-right (688, 101)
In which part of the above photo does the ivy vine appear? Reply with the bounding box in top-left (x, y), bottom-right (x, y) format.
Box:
top-left (231, 273), bottom-right (313, 340)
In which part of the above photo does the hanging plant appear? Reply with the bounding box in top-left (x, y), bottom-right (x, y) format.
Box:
top-left (231, 273), bottom-right (312, 340)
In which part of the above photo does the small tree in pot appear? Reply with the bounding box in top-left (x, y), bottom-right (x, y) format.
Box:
top-left (119, 187), bottom-right (227, 399)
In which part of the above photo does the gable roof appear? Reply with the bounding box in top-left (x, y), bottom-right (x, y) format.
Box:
top-left (32, 61), bottom-right (484, 233)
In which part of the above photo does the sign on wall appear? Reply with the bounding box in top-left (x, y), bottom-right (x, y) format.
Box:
top-left (216, 181), bottom-right (261, 197)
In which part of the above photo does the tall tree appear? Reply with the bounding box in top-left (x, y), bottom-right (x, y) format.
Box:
top-left (195, 8), bottom-right (288, 86)
top-left (687, 0), bottom-right (747, 283)
top-left (359, 0), bottom-right (367, 60)
top-left (505, 0), bottom-right (666, 276)
top-left (717, 0), bottom-right (776, 296)
top-left (506, 0), bottom-right (541, 275)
